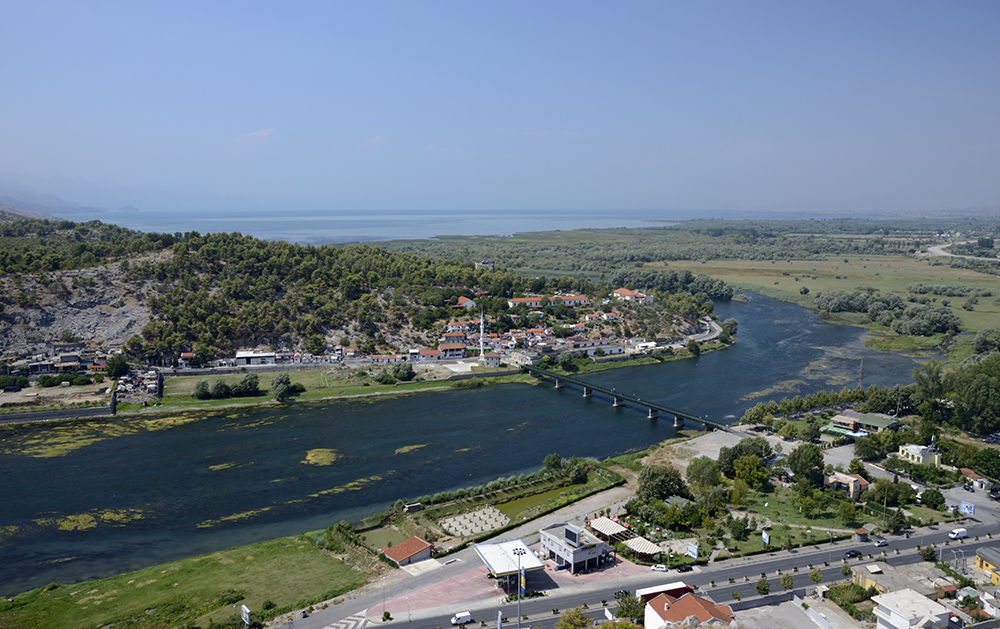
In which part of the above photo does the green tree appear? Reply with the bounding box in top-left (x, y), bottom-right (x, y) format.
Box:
top-left (556, 607), bottom-right (592, 629)
top-left (800, 496), bottom-right (817, 518)
top-left (687, 340), bottom-right (701, 356)
top-left (854, 436), bottom-right (880, 461)
top-left (614, 592), bottom-right (644, 623)
top-left (778, 422), bottom-right (800, 440)
top-left (809, 568), bottom-right (824, 584)
top-left (193, 380), bottom-right (211, 400)
top-left (781, 573), bottom-right (794, 590)
top-left (636, 465), bottom-right (687, 502)
top-left (211, 379), bottom-right (231, 399)
top-left (755, 577), bottom-right (770, 596)
top-left (847, 458), bottom-right (869, 481)
top-left (733, 455), bottom-right (769, 490)
top-left (920, 488), bottom-right (945, 511)
top-left (800, 422), bottom-right (821, 443)
top-left (788, 443), bottom-right (825, 487)
top-left (921, 546), bottom-right (937, 562)
top-left (837, 501), bottom-right (858, 526)
top-left (105, 355), bottom-right (130, 379)
top-left (271, 373), bottom-right (293, 402)
top-left (841, 563), bottom-right (852, 577)
top-left (544, 453), bottom-right (565, 472)
top-left (686, 456), bottom-right (721, 490)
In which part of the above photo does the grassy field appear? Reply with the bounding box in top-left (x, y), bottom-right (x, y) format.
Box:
top-left (656, 254), bottom-right (1000, 356)
top-left (0, 532), bottom-right (368, 629)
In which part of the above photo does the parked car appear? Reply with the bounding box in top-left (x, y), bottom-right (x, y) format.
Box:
top-left (874, 539), bottom-right (888, 547)
top-left (651, 564), bottom-right (668, 572)
top-left (844, 549), bottom-right (862, 559)
top-left (964, 485), bottom-right (975, 493)
top-left (676, 565), bottom-right (693, 573)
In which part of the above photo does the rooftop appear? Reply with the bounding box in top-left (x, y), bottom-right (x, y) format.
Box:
top-left (647, 592), bottom-right (733, 625)
top-left (854, 561), bottom-right (952, 598)
top-left (872, 588), bottom-right (947, 621)
top-left (380, 536), bottom-right (432, 563)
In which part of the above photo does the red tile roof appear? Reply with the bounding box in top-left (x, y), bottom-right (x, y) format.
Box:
top-left (381, 536), bottom-right (433, 563)
top-left (647, 593), bottom-right (734, 625)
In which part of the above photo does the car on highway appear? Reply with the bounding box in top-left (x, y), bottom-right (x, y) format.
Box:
top-left (676, 565), bottom-right (693, 573)
top-left (844, 549), bottom-right (862, 559)
top-left (651, 564), bottom-right (668, 572)
top-left (873, 539), bottom-right (888, 547)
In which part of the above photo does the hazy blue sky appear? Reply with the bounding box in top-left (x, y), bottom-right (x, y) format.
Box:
top-left (2, 1), bottom-right (998, 213)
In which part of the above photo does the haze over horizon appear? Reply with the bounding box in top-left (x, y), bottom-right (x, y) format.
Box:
top-left (2, 2), bottom-right (998, 215)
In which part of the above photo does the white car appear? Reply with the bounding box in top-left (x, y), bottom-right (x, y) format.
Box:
top-left (873, 539), bottom-right (888, 547)
top-left (651, 564), bottom-right (668, 572)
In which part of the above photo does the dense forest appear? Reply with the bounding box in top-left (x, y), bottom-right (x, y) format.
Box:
top-left (0, 219), bottom-right (732, 364)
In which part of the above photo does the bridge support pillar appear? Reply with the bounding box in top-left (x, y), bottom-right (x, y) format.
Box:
top-left (582, 387), bottom-right (592, 398)
top-left (647, 408), bottom-right (658, 420)
top-left (612, 396), bottom-right (625, 408)
top-left (673, 415), bottom-right (684, 428)
top-left (554, 379), bottom-right (563, 389)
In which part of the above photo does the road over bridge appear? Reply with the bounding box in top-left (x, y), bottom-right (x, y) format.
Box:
top-left (524, 366), bottom-right (737, 433)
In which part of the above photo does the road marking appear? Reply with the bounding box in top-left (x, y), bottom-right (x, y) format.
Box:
top-left (325, 610), bottom-right (370, 629)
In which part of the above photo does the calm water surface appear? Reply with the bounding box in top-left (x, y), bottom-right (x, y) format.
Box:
top-left (0, 294), bottom-right (923, 594)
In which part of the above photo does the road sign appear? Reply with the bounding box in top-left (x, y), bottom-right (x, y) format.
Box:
top-left (961, 501), bottom-right (975, 516)
top-left (241, 604), bottom-right (251, 627)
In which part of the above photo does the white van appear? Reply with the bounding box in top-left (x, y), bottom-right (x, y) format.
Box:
top-left (949, 528), bottom-right (968, 540)
top-left (451, 612), bottom-right (473, 626)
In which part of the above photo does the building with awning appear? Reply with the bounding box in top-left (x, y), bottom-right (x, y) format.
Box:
top-left (588, 516), bottom-right (631, 543)
top-left (625, 536), bottom-right (662, 558)
top-left (474, 539), bottom-right (545, 579)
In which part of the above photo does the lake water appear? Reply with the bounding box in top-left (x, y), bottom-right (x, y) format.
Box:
top-left (52, 207), bottom-right (866, 245)
top-left (0, 294), bottom-right (923, 595)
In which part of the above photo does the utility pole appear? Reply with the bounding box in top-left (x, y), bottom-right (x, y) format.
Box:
top-left (513, 547), bottom-right (526, 629)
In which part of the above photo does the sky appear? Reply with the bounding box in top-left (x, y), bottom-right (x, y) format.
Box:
top-left (1, 1), bottom-right (999, 214)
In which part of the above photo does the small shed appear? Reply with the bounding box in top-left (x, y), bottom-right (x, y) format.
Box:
top-left (855, 528), bottom-right (869, 542)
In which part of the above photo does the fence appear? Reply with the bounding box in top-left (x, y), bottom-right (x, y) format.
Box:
top-left (0, 403), bottom-right (115, 426)
top-left (724, 588), bottom-right (810, 611)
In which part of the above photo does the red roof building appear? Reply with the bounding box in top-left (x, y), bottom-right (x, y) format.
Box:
top-left (644, 592), bottom-right (734, 628)
top-left (381, 536), bottom-right (434, 567)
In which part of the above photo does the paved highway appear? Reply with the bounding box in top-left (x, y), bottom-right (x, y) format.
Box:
top-left (280, 512), bottom-right (997, 629)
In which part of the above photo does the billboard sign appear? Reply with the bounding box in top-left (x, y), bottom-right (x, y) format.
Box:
top-left (686, 541), bottom-right (698, 559)
top-left (241, 605), bottom-right (251, 627)
top-left (961, 501), bottom-right (975, 516)
top-left (762, 530), bottom-right (770, 546)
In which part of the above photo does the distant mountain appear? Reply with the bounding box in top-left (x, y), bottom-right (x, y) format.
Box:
top-left (0, 203), bottom-right (59, 222)
top-left (117, 205), bottom-right (140, 213)
top-left (0, 186), bottom-right (105, 214)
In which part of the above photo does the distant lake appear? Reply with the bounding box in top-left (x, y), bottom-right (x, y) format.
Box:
top-left (50, 207), bottom-right (868, 245)
top-left (0, 293), bottom-right (924, 595)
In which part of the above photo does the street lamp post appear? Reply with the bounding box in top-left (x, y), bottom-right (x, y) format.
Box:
top-left (512, 547), bottom-right (526, 629)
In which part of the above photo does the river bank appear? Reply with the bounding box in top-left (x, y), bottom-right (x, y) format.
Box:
top-left (0, 294), bottom-right (924, 596)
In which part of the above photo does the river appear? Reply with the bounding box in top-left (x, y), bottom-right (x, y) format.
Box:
top-left (0, 294), bottom-right (924, 595)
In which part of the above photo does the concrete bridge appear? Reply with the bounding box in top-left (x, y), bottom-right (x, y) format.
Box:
top-left (525, 366), bottom-right (737, 434)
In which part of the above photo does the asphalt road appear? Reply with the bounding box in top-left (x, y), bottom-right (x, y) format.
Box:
top-left (281, 512), bottom-right (998, 629)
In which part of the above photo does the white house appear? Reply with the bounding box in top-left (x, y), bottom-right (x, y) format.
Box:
top-left (871, 589), bottom-right (949, 629)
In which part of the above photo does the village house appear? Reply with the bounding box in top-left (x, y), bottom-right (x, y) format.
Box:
top-left (453, 296), bottom-right (476, 309)
top-left (440, 331), bottom-right (467, 345)
top-left (613, 287), bottom-right (654, 304)
top-left (824, 471), bottom-right (870, 500)
top-left (644, 592), bottom-right (734, 628)
top-left (976, 547), bottom-right (1000, 586)
top-left (380, 536), bottom-right (434, 567)
top-left (478, 352), bottom-right (501, 368)
top-left (898, 444), bottom-right (941, 467)
top-left (439, 343), bottom-right (467, 359)
top-left (371, 354), bottom-right (403, 364)
top-left (961, 468), bottom-right (993, 490)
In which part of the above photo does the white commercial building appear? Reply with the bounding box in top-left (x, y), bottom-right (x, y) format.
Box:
top-left (871, 588), bottom-right (949, 629)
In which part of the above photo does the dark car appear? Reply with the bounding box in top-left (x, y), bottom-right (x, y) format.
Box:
top-left (844, 549), bottom-right (862, 559)
top-left (676, 565), bottom-right (693, 573)
top-left (964, 485), bottom-right (975, 493)
top-left (615, 589), bottom-right (631, 598)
